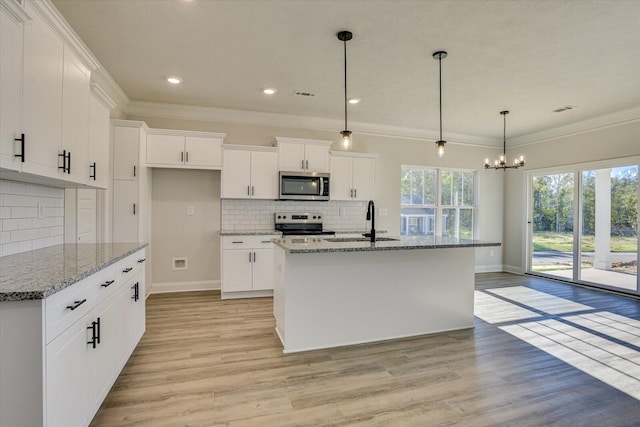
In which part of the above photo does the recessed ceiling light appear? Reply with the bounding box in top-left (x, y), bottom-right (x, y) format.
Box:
top-left (167, 76), bottom-right (182, 84)
top-left (263, 88), bottom-right (277, 95)
top-left (348, 98), bottom-right (361, 104)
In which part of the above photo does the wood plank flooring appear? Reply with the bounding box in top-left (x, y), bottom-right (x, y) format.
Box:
top-left (91, 273), bottom-right (640, 426)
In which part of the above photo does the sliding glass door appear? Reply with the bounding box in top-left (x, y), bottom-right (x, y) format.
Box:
top-left (530, 172), bottom-right (575, 279)
top-left (528, 162), bottom-right (639, 294)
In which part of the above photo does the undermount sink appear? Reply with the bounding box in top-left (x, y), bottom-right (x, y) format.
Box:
top-left (325, 237), bottom-right (400, 243)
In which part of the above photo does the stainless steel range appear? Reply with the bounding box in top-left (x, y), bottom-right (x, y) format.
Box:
top-left (274, 212), bottom-right (335, 236)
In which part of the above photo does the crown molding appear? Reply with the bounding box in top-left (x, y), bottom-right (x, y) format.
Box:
top-left (90, 83), bottom-right (116, 110)
top-left (509, 106), bottom-right (640, 147)
top-left (0, 0), bottom-right (30, 22)
top-left (91, 68), bottom-right (130, 114)
top-left (27, 0), bottom-right (99, 70)
top-left (127, 100), bottom-right (500, 147)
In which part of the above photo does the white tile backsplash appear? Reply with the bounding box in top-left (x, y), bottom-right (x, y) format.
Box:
top-left (221, 199), bottom-right (368, 232)
top-left (0, 179), bottom-right (65, 257)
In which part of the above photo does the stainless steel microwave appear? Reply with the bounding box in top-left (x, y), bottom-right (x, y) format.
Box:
top-left (279, 171), bottom-right (330, 201)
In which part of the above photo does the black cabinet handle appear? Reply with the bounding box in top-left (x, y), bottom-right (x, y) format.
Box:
top-left (133, 165), bottom-right (136, 177)
top-left (87, 321), bottom-right (97, 348)
top-left (89, 162), bottom-right (96, 180)
top-left (96, 317), bottom-right (101, 344)
top-left (181, 151), bottom-right (184, 162)
top-left (132, 282), bottom-right (139, 301)
top-left (66, 151), bottom-right (71, 174)
top-left (133, 203), bottom-right (136, 215)
top-left (137, 258), bottom-right (146, 263)
top-left (123, 267), bottom-right (133, 273)
top-left (100, 280), bottom-right (115, 288)
top-left (14, 133), bottom-right (25, 162)
top-left (232, 241), bottom-right (243, 244)
top-left (66, 299), bottom-right (87, 311)
top-left (58, 150), bottom-right (67, 172)
top-left (186, 152), bottom-right (189, 163)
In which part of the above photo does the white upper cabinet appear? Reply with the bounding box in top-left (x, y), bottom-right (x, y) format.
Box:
top-left (146, 130), bottom-right (224, 169)
top-left (221, 146), bottom-right (278, 199)
top-left (0, 6), bottom-right (25, 171)
top-left (61, 45), bottom-right (91, 184)
top-left (276, 137), bottom-right (331, 173)
top-left (330, 151), bottom-right (377, 201)
top-left (21, 4), bottom-right (64, 179)
top-left (113, 126), bottom-right (140, 181)
top-left (87, 85), bottom-right (115, 189)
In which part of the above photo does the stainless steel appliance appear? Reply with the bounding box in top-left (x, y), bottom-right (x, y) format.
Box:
top-left (274, 212), bottom-right (335, 236)
top-left (279, 171), bottom-right (330, 201)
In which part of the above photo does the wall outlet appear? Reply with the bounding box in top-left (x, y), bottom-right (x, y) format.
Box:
top-left (187, 206), bottom-right (195, 216)
top-left (378, 208), bottom-right (388, 217)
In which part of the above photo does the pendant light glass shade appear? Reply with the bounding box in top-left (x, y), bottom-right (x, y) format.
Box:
top-left (484, 111), bottom-right (525, 170)
top-left (433, 51), bottom-right (447, 158)
top-left (338, 31), bottom-right (353, 150)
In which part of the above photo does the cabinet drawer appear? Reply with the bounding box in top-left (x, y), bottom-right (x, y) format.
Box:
top-left (45, 268), bottom-right (108, 343)
top-left (222, 235), bottom-right (277, 249)
top-left (112, 250), bottom-right (146, 284)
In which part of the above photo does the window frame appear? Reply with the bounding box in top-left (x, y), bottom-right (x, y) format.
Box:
top-left (401, 165), bottom-right (478, 238)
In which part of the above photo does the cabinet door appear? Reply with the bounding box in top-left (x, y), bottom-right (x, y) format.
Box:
top-left (304, 144), bottom-right (330, 173)
top-left (115, 280), bottom-right (132, 369)
top-left (353, 157), bottom-right (375, 201)
top-left (113, 180), bottom-right (138, 243)
top-left (221, 149), bottom-right (251, 198)
top-left (89, 295), bottom-right (118, 413)
top-left (278, 142), bottom-right (305, 172)
top-left (252, 248), bottom-right (274, 290)
top-left (146, 134), bottom-right (184, 166)
top-left (46, 315), bottom-right (90, 427)
top-left (87, 94), bottom-right (111, 189)
top-left (185, 136), bottom-right (222, 168)
top-left (21, 8), bottom-right (64, 178)
top-left (113, 126), bottom-right (139, 180)
top-left (61, 46), bottom-right (90, 184)
top-left (128, 272), bottom-right (146, 351)
top-left (250, 151), bottom-right (278, 199)
top-left (329, 156), bottom-right (353, 201)
top-left (0, 10), bottom-right (23, 171)
top-left (221, 249), bottom-right (253, 292)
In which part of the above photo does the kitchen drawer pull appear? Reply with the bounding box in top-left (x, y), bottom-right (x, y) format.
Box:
top-left (232, 241), bottom-right (244, 244)
top-left (100, 280), bottom-right (115, 288)
top-left (137, 258), bottom-right (146, 263)
top-left (66, 299), bottom-right (87, 311)
top-left (123, 267), bottom-right (133, 273)
top-left (261, 240), bottom-right (271, 243)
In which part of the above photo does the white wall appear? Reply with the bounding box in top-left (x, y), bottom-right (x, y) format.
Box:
top-left (503, 120), bottom-right (640, 273)
top-left (130, 115), bottom-right (505, 273)
top-left (150, 168), bottom-right (221, 292)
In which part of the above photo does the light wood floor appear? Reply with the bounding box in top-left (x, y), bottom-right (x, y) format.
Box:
top-left (91, 273), bottom-right (640, 426)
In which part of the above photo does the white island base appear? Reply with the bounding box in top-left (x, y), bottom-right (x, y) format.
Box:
top-left (273, 245), bottom-right (475, 353)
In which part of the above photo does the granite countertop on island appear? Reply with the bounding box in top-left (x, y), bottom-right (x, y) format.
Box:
top-left (274, 235), bottom-right (500, 254)
top-left (0, 243), bottom-right (148, 301)
top-left (219, 230), bottom-right (282, 236)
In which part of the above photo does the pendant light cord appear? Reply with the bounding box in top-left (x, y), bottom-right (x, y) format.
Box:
top-left (503, 112), bottom-right (507, 157)
top-left (438, 55), bottom-right (443, 142)
top-left (343, 38), bottom-right (348, 130)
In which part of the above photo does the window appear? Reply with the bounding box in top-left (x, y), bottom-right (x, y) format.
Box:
top-left (401, 166), bottom-right (476, 238)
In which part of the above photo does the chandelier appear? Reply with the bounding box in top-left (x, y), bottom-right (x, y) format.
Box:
top-left (484, 110), bottom-right (525, 170)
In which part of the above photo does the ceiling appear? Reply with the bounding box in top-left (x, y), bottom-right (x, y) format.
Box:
top-left (52, 0), bottom-right (640, 144)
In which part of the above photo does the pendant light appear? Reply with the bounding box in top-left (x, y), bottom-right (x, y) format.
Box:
top-left (433, 50), bottom-right (447, 158)
top-left (337, 30), bottom-right (353, 150)
top-left (484, 111), bottom-right (525, 170)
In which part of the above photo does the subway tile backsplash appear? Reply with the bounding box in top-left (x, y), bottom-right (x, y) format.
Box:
top-left (0, 180), bottom-right (64, 257)
top-left (221, 199), bottom-right (368, 231)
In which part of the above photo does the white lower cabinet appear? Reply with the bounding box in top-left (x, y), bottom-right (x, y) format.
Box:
top-left (221, 236), bottom-right (275, 298)
top-left (0, 249), bottom-right (146, 427)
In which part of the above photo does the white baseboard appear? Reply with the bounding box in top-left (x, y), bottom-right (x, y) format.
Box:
top-left (503, 265), bottom-right (524, 275)
top-left (150, 280), bottom-right (220, 294)
top-left (475, 264), bottom-right (504, 273)
top-left (221, 289), bottom-right (273, 300)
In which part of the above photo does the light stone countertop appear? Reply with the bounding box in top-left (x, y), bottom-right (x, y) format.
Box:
top-left (274, 235), bottom-right (500, 254)
top-left (0, 243), bottom-right (148, 301)
top-left (219, 230), bottom-right (282, 236)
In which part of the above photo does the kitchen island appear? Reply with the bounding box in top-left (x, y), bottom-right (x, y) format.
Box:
top-left (273, 236), bottom-right (500, 353)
